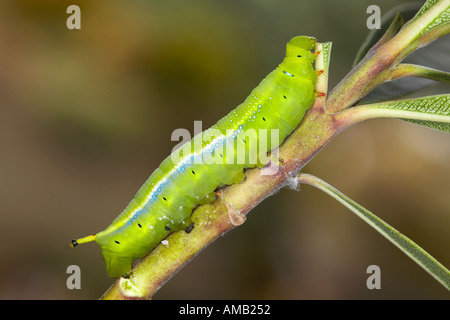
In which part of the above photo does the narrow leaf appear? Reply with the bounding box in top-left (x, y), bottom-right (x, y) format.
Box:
top-left (297, 173), bottom-right (450, 291)
top-left (405, 118), bottom-right (450, 133)
top-left (341, 94), bottom-right (450, 133)
top-left (390, 63), bottom-right (450, 83)
top-left (412, 0), bottom-right (450, 36)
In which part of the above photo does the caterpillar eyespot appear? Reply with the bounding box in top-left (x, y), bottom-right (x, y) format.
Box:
top-left (71, 35), bottom-right (319, 278)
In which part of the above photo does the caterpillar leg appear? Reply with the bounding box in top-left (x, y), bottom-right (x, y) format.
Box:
top-left (70, 234), bottom-right (96, 248)
top-left (184, 222), bottom-right (195, 234)
top-left (179, 217), bottom-right (195, 233)
top-left (231, 170), bottom-right (246, 184)
top-left (256, 153), bottom-right (270, 168)
top-left (199, 191), bottom-right (218, 204)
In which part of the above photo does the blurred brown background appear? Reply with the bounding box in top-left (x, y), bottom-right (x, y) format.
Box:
top-left (0, 0), bottom-right (448, 299)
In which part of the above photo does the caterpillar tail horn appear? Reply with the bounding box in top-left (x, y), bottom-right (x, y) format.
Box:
top-left (70, 234), bottom-right (96, 248)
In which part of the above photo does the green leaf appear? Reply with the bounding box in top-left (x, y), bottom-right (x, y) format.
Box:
top-left (412, 0), bottom-right (450, 36)
top-left (390, 63), bottom-right (450, 83)
top-left (378, 94), bottom-right (450, 132)
top-left (405, 119), bottom-right (450, 133)
top-left (298, 173), bottom-right (450, 291)
top-left (348, 94), bottom-right (450, 133)
top-left (403, 119), bottom-right (450, 133)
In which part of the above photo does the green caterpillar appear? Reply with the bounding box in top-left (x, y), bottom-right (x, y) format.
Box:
top-left (71, 36), bottom-right (320, 278)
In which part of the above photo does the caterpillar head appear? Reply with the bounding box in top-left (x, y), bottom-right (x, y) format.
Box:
top-left (280, 36), bottom-right (317, 80)
top-left (285, 36), bottom-right (316, 64)
top-left (286, 36), bottom-right (316, 61)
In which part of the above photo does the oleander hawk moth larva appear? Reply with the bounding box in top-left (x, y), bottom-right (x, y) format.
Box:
top-left (71, 36), bottom-right (321, 278)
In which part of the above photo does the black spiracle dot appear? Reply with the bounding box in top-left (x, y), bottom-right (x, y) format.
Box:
top-left (297, 55), bottom-right (302, 58)
top-left (191, 170), bottom-right (196, 175)
top-left (262, 117), bottom-right (266, 121)
top-left (163, 197), bottom-right (167, 201)
top-left (165, 226), bottom-right (171, 231)
top-left (114, 240), bottom-right (120, 244)
top-left (283, 95), bottom-right (287, 99)
top-left (138, 223), bottom-right (142, 228)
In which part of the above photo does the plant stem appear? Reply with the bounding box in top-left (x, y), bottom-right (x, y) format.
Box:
top-left (326, 0), bottom-right (450, 113)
